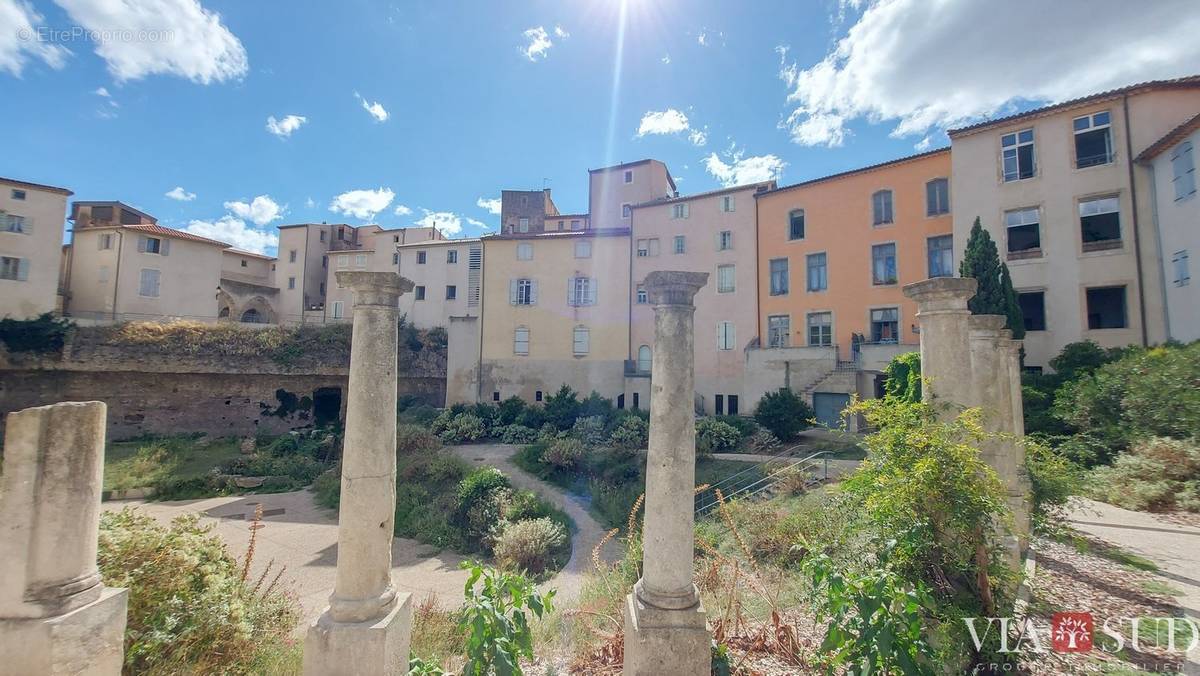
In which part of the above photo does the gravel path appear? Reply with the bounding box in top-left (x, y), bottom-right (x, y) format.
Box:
top-left (1067, 497), bottom-right (1200, 673)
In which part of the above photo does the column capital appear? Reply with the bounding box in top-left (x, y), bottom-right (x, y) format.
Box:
top-left (335, 271), bottom-right (414, 307)
top-left (644, 271), bottom-right (708, 306)
top-left (903, 277), bottom-right (977, 312)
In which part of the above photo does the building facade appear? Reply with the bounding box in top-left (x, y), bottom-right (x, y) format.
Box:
top-left (0, 178), bottom-right (72, 319)
top-left (396, 238), bottom-right (482, 329)
top-left (217, 249), bottom-right (279, 323)
top-left (949, 78), bottom-right (1200, 369)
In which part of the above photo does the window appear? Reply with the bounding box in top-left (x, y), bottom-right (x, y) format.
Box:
top-left (514, 327), bottom-right (530, 355)
top-left (721, 195), bottom-right (735, 212)
top-left (570, 219), bottom-right (581, 230)
top-left (536, 390), bottom-right (543, 401)
top-left (139, 269), bottom-right (161, 297)
top-left (557, 220), bottom-right (564, 230)
top-left (718, 230), bottom-right (732, 250)
top-left (636, 238), bottom-right (659, 257)
top-left (727, 395), bottom-right (739, 415)
top-left (636, 284), bottom-right (647, 304)
top-left (1018, 291), bottom-right (1046, 331)
top-left (517, 243), bottom-right (533, 260)
top-left (807, 312), bottom-right (833, 346)
top-left (870, 308), bottom-right (899, 343)
top-left (493, 391), bottom-right (501, 402)
top-left (927, 235), bottom-right (954, 278)
top-left (331, 301), bottom-right (344, 319)
top-left (673, 235), bottom-right (686, 254)
top-left (716, 264), bottom-right (735, 293)
top-left (1001, 128), bottom-right (1036, 181)
top-left (622, 203), bottom-right (632, 218)
top-left (512, 278), bottom-right (535, 305)
top-left (241, 259), bottom-right (248, 267)
top-left (806, 253), bottom-right (827, 291)
top-left (323, 255), bottom-right (328, 268)
top-left (574, 240), bottom-right (592, 258)
top-left (671, 203), bottom-right (689, 219)
top-left (354, 254), bottom-right (366, 266)
top-left (637, 345), bottom-right (652, 372)
top-left (287, 276), bottom-right (296, 290)
top-left (447, 250), bottom-right (458, 263)
top-left (1171, 250), bottom-right (1190, 286)
top-left (392, 253), bottom-right (399, 265)
top-left (573, 326), bottom-right (590, 355)
top-left (99, 233), bottom-right (113, 250)
top-left (871, 243), bottom-right (897, 285)
top-left (91, 205), bottom-right (113, 221)
top-left (446, 285), bottom-right (457, 300)
top-left (289, 249), bottom-right (297, 263)
top-left (715, 395), bottom-right (725, 415)
top-left (1171, 141), bottom-right (1196, 201)
top-left (1086, 286), bottom-right (1127, 329)
top-left (769, 258), bottom-right (789, 296)
top-left (872, 190), bottom-right (894, 225)
top-left (717, 321), bottom-right (735, 350)
top-left (337, 226), bottom-right (346, 240)
top-left (1073, 111), bottom-right (1112, 168)
top-left (4, 215), bottom-right (26, 233)
top-left (1079, 196), bottom-right (1121, 249)
top-left (926, 178), bottom-right (950, 216)
top-left (767, 315), bottom-right (790, 348)
top-left (415, 285), bottom-right (426, 301)
top-left (624, 169), bottom-right (633, 183)
top-left (417, 250), bottom-right (427, 264)
top-left (788, 209), bottom-right (805, 240)
top-left (319, 282), bottom-right (325, 295)
top-left (143, 237), bottom-right (163, 254)
top-left (338, 255), bottom-right (349, 267)
top-left (394, 235), bottom-right (400, 243)
top-left (0, 256), bottom-right (28, 281)
top-left (569, 276), bottom-right (596, 306)
top-left (11, 189), bottom-right (26, 200)
top-left (1005, 208), bottom-right (1041, 254)
top-left (518, 218), bottom-right (530, 233)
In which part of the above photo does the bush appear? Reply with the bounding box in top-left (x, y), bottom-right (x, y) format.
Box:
top-left (712, 415), bottom-right (758, 439)
top-left (609, 415), bottom-right (649, 450)
top-left (1025, 441), bottom-right (1084, 530)
top-left (578, 391), bottom-right (615, 421)
top-left (455, 467), bottom-right (511, 518)
top-left (492, 517), bottom-right (569, 576)
top-left (514, 406), bottom-right (546, 430)
top-left (496, 396), bottom-right (527, 426)
top-left (0, 313), bottom-right (72, 353)
top-left (883, 352), bottom-right (922, 403)
top-left (754, 388), bottom-right (814, 441)
top-left (571, 415), bottom-right (607, 446)
top-left (439, 413), bottom-right (487, 444)
top-left (748, 428), bottom-right (780, 453)
top-left (397, 424), bottom-right (442, 454)
top-left (98, 509), bottom-right (298, 674)
top-left (541, 437), bottom-right (586, 470)
top-left (1087, 437), bottom-right (1200, 512)
top-left (543, 384), bottom-right (581, 430)
top-left (457, 563), bottom-right (554, 676)
top-left (696, 418), bottom-right (741, 454)
top-left (497, 424), bottom-right (539, 445)
top-left (425, 326), bottom-right (448, 350)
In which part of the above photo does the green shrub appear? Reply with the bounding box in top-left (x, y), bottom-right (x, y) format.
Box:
top-left (496, 396), bottom-right (527, 425)
top-left (696, 418), bottom-right (740, 454)
top-left (503, 489), bottom-right (553, 523)
top-left (514, 406), bottom-right (546, 430)
top-left (609, 415), bottom-right (649, 450)
top-left (497, 424), bottom-right (539, 445)
top-left (711, 415), bottom-right (758, 439)
top-left (425, 326), bottom-right (448, 350)
top-left (1024, 441), bottom-right (1083, 531)
top-left (439, 413), bottom-right (487, 444)
top-left (754, 388), bottom-right (814, 441)
top-left (313, 469), bottom-right (341, 508)
top-left (543, 384), bottom-right (581, 430)
top-left (1087, 437), bottom-right (1200, 512)
top-left (883, 352), bottom-right (922, 403)
top-left (492, 517), bottom-right (569, 576)
top-left (571, 415), bottom-right (607, 445)
top-left (458, 563), bottom-right (554, 676)
top-left (541, 437), bottom-right (586, 470)
top-left (578, 391), bottom-right (615, 421)
top-left (748, 428), bottom-right (780, 453)
top-left (0, 313), bottom-right (72, 353)
top-left (98, 509), bottom-right (298, 674)
top-left (397, 423), bottom-right (442, 454)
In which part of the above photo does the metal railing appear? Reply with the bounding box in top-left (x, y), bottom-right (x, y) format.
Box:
top-left (694, 446), bottom-right (831, 517)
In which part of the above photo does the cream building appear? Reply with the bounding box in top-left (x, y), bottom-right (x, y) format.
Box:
top-left (948, 77), bottom-right (1200, 369)
top-left (1138, 112), bottom-right (1200, 342)
top-left (396, 238), bottom-right (482, 329)
top-left (217, 248), bottom-right (279, 323)
top-left (627, 181), bottom-right (774, 414)
top-left (64, 202), bottom-right (228, 321)
top-left (320, 225), bottom-right (445, 323)
top-left (0, 177), bottom-right (72, 319)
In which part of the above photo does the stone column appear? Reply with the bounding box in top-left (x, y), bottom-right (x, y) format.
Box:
top-left (0, 401), bottom-right (128, 675)
top-left (968, 315), bottom-right (1008, 470)
top-left (903, 277), bottom-right (979, 417)
top-left (625, 270), bottom-right (710, 676)
top-left (304, 271), bottom-right (414, 676)
top-left (999, 335), bottom-right (1033, 548)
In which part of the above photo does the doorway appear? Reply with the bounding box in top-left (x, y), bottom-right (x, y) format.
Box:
top-left (812, 392), bottom-right (851, 429)
top-left (313, 387), bottom-right (342, 426)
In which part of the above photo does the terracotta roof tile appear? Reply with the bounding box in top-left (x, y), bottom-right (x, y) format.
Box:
top-left (1136, 112), bottom-right (1200, 162)
top-left (123, 224), bottom-right (231, 248)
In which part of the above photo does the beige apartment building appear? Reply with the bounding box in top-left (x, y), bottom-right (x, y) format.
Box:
top-left (217, 248), bottom-right (278, 323)
top-left (64, 202), bottom-right (227, 321)
top-left (1, 177), bottom-right (72, 319)
top-left (396, 238), bottom-right (482, 328)
top-left (627, 181), bottom-right (774, 415)
top-left (949, 77), bottom-right (1200, 369)
top-left (1138, 112), bottom-right (1200, 342)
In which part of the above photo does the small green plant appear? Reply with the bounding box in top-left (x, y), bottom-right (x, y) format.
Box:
top-left (542, 384), bottom-right (581, 430)
top-left (497, 424), bottom-right (539, 445)
top-left (541, 437), bottom-right (586, 470)
top-left (492, 517), bottom-right (569, 576)
top-left (883, 352), bottom-right (922, 403)
top-left (571, 415), bottom-right (608, 445)
top-left (1087, 436), bottom-right (1200, 512)
top-left (696, 418), bottom-right (741, 454)
top-left (608, 415), bottom-right (649, 451)
top-left (754, 388), bottom-right (814, 441)
top-left (458, 562), bottom-right (555, 676)
top-left (439, 413), bottom-right (488, 444)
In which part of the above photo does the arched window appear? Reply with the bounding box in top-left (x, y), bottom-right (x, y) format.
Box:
top-left (240, 308), bottom-right (263, 323)
top-left (637, 345), bottom-right (652, 373)
top-left (218, 306), bottom-right (230, 318)
top-left (788, 209), bottom-right (805, 240)
top-left (872, 190), bottom-right (894, 225)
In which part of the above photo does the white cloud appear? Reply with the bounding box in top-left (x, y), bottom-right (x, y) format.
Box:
top-left (688, 129), bottom-right (708, 147)
top-left (165, 186), bottom-right (195, 201)
top-left (553, 25), bottom-right (569, 39)
top-left (266, 114), bottom-right (306, 138)
top-left (413, 209), bottom-right (464, 236)
top-left (1, 0), bottom-right (71, 76)
top-left (661, 54), bottom-right (671, 65)
top-left (476, 197), bottom-right (501, 215)
top-left (329, 187), bottom-right (394, 221)
top-left (778, 0), bottom-right (1200, 147)
top-left (521, 26), bottom-right (553, 61)
top-left (393, 204), bottom-right (412, 216)
top-left (696, 31), bottom-right (708, 46)
top-left (223, 195), bottom-right (282, 226)
top-left (305, 197), bottom-right (316, 209)
top-left (94, 86), bottom-right (110, 97)
top-left (466, 217), bottom-right (488, 230)
top-left (704, 147), bottom-right (786, 187)
top-left (185, 215), bottom-right (277, 254)
top-left (53, 0), bottom-right (247, 83)
top-left (636, 109), bottom-right (708, 147)
top-left (354, 91), bottom-right (389, 122)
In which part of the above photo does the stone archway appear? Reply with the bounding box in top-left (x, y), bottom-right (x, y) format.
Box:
top-left (215, 289), bottom-right (236, 322)
top-left (237, 295), bottom-right (277, 325)
top-left (240, 308), bottom-right (264, 323)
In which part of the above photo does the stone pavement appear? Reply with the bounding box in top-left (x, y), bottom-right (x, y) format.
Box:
top-left (1067, 497), bottom-right (1200, 674)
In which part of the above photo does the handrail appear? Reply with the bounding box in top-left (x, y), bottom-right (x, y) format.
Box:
top-left (695, 449), bottom-right (831, 516)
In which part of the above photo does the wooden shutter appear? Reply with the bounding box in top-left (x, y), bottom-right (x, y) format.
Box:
top-left (16, 258), bottom-right (30, 281)
top-left (530, 280), bottom-right (538, 305)
top-left (137, 235), bottom-right (147, 253)
top-left (587, 278), bottom-right (597, 305)
top-left (161, 239), bottom-right (170, 256)
top-left (509, 279), bottom-right (518, 305)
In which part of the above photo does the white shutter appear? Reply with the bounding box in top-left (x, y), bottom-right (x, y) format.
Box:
top-left (587, 278), bottom-right (597, 305)
top-left (160, 239), bottom-right (170, 256)
top-left (509, 279), bottom-right (518, 305)
top-left (137, 235), bottom-right (147, 253)
top-left (530, 280), bottom-right (538, 305)
top-left (98, 234), bottom-right (105, 250)
top-left (17, 258), bottom-right (30, 281)
top-left (22, 218), bottom-right (32, 235)
top-left (567, 277), bottom-right (575, 305)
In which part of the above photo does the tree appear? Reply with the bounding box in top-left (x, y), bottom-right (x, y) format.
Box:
top-left (959, 217), bottom-right (1024, 336)
top-left (754, 388), bottom-right (814, 441)
top-left (883, 352), bottom-right (922, 403)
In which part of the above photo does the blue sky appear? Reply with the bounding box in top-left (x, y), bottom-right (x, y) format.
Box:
top-left (3, 0), bottom-right (1198, 253)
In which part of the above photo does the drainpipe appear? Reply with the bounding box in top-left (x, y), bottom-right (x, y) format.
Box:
top-left (475, 242), bottom-right (486, 405)
top-left (111, 229), bottom-right (123, 321)
top-left (753, 191), bottom-right (762, 345)
top-left (1122, 94), bottom-right (1150, 346)
top-left (1141, 161), bottom-right (1172, 340)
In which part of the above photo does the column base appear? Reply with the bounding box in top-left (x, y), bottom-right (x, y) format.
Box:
top-left (303, 592), bottom-right (412, 676)
top-left (623, 591), bottom-right (710, 676)
top-left (0, 585), bottom-right (128, 675)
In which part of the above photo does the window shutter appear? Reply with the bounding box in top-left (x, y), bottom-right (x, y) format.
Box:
top-left (509, 280), bottom-right (518, 305)
top-left (567, 277), bottom-right (574, 305)
top-left (582, 330), bottom-right (589, 353)
top-left (137, 235), bottom-right (147, 253)
top-left (588, 278), bottom-right (597, 305)
top-left (17, 258), bottom-right (30, 281)
top-left (161, 239), bottom-right (170, 256)
top-left (22, 218), bottom-right (32, 235)
top-left (98, 235), bottom-right (105, 250)
top-left (530, 280), bottom-right (538, 305)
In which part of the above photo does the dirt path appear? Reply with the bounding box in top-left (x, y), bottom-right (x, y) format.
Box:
top-left (448, 443), bottom-right (622, 602)
top-left (1067, 497), bottom-right (1200, 673)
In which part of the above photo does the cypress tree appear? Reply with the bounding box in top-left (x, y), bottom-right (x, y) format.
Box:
top-left (1000, 263), bottom-right (1025, 340)
top-left (959, 217), bottom-right (1024, 336)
